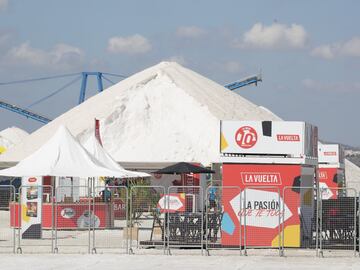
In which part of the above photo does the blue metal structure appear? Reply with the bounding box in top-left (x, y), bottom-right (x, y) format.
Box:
top-left (0, 99), bottom-right (52, 124)
top-left (0, 71), bottom-right (125, 124)
top-left (224, 74), bottom-right (262, 91)
top-left (78, 72), bottom-right (105, 104)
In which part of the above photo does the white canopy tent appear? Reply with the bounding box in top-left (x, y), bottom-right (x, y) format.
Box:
top-left (0, 126), bottom-right (135, 178)
top-left (82, 134), bottom-right (150, 178)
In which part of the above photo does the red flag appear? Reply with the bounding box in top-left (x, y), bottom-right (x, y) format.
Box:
top-left (95, 118), bottom-right (103, 146)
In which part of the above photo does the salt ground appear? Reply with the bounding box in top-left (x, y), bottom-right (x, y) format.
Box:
top-left (0, 253), bottom-right (359, 270)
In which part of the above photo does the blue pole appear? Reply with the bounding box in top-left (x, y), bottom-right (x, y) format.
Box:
top-left (79, 72), bottom-right (88, 104)
top-left (97, 72), bottom-right (104, 92)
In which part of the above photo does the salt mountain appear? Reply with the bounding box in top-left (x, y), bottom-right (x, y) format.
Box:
top-left (0, 62), bottom-right (279, 165)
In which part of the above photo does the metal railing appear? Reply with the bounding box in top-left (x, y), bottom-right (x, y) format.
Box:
top-left (0, 184), bottom-right (359, 256)
top-left (0, 185), bottom-right (16, 253)
top-left (205, 186), bottom-right (242, 255)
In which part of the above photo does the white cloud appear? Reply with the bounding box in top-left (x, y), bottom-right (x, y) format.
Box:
top-left (107, 34), bottom-right (151, 54)
top-left (233, 22), bottom-right (308, 49)
top-left (223, 61), bottom-right (243, 74)
top-left (311, 37), bottom-right (360, 60)
top-left (302, 78), bottom-right (360, 93)
top-left (176, 26), bottom-right (205, 38)
top-left (4, 42), bottom-right (85, 69)
top-left (339, 37), bottom-right (360, 57)
top-left (0, 0), bottom-right (8, 11)
top-left (311, 45), bottom-right (335, 59)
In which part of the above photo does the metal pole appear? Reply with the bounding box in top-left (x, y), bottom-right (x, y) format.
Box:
top-left (315, 187), bottom-right (319, 257)
top-left (281, 187), bottom-right (286, 256)
top-left (54, 186), bottom-right (58, 253)
top-left (92, 178), bottom-right (96, 253)
top-left (125, 186), bottom-right (129, 254)
top-left (205, 186), bottom-right (209, 255)
top-left (167, 186), bottom-right (170, 255)
top-left (50, 187), bottom-right (54, 253)
top-left (129, 187), bottom-right (133, 254)
top-left (88, 184), bottom-right (91, 254)
top-left (11, 185), bottom-right (16, 254)
top-left (353, 189), bottom-right (357, 257)
top-left (278, 187), bottom-right (281, 256)
top-left (239, 187), bottom-right (242, 256)
top-left (319, 189), bottom-right (323, 257)
top-left (201, 187), bottom-right (204, 256)
top-left (97, 73), bottom-right (104, 92)
top-left (78, 73), bottom-right (88, 104)
top-left (243, 188), bottom-right (247, 256)
top-left (17, 186), bottom-right (22, 253)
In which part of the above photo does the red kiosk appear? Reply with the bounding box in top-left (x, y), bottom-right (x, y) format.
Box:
top-left (318, 143), bottom-right (345, 199)
top-left (219, 120), bottom-right (318, 248)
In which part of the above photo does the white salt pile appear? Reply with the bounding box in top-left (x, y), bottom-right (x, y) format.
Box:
top-left (345, 159), bottom-right (360, 192)
top-left (0, 62), bottom-right (282, 165)
top-left (0, 127), bottom-right (29, 154)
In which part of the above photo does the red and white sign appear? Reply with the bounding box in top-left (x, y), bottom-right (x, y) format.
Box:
top-left (318, 171), bottom-right (327, 180)
top-left (113, 198), bottom-right (126, 218)
top-left (324, 152), bottom-right (336, 156)
top-left (276, 134), bottom-right (300, 142)
top-left (318, 144), bottom-right (344, 166)
top-left (318, 167), bottom-right (340, 199)
top-left (221, 121), bottom-right (317, 158)
top-left (241, 172), bottom-right (282, 185)
top-left (21, 176), bottom-right (43, 239)
top-left (222, 163), bottom-right (315, 247)
top-left (235, 126), bottom-right (258, 149)
top-left (319, 182), bottom-right (335, 200)
top-left (230, 189), bottom-right (292, 228)
top-left (157, 193), bottom-right (186, 213)
top-left (28, 177), bottom-right (38, 183)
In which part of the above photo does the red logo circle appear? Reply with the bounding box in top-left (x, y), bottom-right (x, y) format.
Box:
top-left (235, 126), bottom-right (258, 149)
top-left (28, 177), bottom-right (37, 183)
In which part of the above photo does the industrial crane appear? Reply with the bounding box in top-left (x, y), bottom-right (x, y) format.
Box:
top-left (0, 72), bottom-right (262, 125)
top-left (224, 74), bottom-right (262, 90)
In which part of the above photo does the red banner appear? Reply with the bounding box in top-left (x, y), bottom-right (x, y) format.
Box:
top-left (221, 164), bottom-right (313, 247)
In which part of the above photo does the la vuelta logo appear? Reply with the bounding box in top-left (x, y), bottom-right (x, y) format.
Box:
top-left (235, 126), bottom-right (257, 148)
top-left (241, 172), bottom-right (282, 185)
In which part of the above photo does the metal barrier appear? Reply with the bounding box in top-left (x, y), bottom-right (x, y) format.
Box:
top-left (17, 185), bottom-right (54, 253)
top-left (167, 186), bottom-right (203, 254)
top-left (205, 186), bottom-right (241, 255)
top-left (92, 185), bottom-right (128, 254)
top-left (54, 185), bottom-right (90, 253)
top-left (0, 185), bottom-right (16, 253)
top-left (319, 187), bottom-right (357, 257)
top-left (243, 186), bottom-right (281, 256)
top-left (281, 186), bottom-right (316, 257)
top-left (129, 185), bottom-right (166, 254)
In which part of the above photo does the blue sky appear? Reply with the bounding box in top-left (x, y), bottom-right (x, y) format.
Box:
top-left (0, 0), bottom-right (359, 146)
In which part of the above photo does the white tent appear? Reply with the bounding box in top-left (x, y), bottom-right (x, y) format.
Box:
top-left (0, 126), bottom-right (133, 178)
top-left (82, 135), bottom-right (150, 178)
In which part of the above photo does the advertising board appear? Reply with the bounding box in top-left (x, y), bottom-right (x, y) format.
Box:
top-left (21, 176), bottom-right (42, 239)
top-left (221, 164), bottom-right (314, 247)
top-left (220, 121), bottom-right (318, 158)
